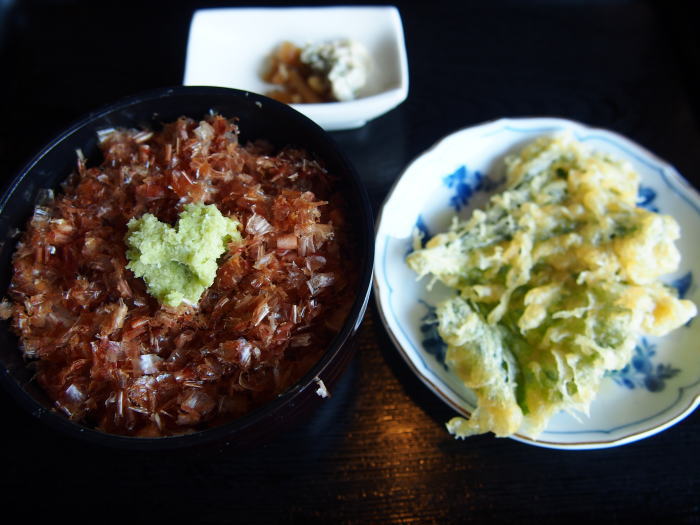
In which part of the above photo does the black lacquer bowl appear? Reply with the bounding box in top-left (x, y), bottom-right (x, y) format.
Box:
top-left (0, 86), bottom-right (373, 450)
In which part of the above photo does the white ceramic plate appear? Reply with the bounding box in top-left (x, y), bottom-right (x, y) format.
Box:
top-left (374, 117), bottom-right (700, 450)
top-left (183, 6), bottom-right (409, 131)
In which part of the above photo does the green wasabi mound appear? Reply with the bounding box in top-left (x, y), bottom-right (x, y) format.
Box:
top-left (125, 203), bottom-right (242, 307)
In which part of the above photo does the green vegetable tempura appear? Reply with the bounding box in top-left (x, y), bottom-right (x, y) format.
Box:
top-left (126, 203), bottom-right (242, 307)
top-left (407, 135), bottom-right (696, 439)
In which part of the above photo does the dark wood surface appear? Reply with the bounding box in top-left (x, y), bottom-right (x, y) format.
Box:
top-left (1, 1), bottom-right (699, 523)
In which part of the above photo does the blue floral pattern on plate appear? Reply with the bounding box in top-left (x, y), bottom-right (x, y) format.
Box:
top-left (637, 185), bottom-right (659, 212)
top-left (405, 215), bottom-right (431, 256)
top-left (670, 272), bottom-right (693, 327)
top-left (608, 338), bottom-right (679, 392)
top-left (671, 272), bottom-right (692, 299)
top-left (418, 300), bottom-right (448, 370)
top-left (442, 165), bottom-right (485, 211)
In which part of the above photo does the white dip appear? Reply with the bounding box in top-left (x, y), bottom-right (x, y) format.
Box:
top-left (300, 39), bottom-right (369, 102)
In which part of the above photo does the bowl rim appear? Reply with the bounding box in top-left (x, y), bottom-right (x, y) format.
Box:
top-left (0, 85), bottom-right (374, 449)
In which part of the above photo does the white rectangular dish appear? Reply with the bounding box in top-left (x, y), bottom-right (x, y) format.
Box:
top-left (183, 6), bottom-right (409, 131)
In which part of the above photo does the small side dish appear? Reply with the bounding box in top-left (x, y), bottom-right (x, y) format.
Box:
top-left (407, 134), bottom-right (696, 439)
top-left (0, 114), bottom-right (357, 437)
top-left (264, 40), bottom-right (370, 104)
top-left (183, 6), bottom-right (409, 130)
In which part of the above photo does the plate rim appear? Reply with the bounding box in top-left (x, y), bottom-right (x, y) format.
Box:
top-left (373, 116), bottom-right (700, 450)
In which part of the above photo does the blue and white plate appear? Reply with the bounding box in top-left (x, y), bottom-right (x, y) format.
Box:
top-left (374, 117), bottom-right (700, 450)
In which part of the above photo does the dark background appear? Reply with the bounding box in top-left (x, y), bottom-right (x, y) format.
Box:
top-left (1, 0), bottom-right (699, 523)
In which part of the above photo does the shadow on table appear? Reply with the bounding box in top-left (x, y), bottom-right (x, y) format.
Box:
top-left (368, 299), bottom-right (499, 452)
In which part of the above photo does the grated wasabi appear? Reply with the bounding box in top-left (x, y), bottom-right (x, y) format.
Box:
top-left (126, 203), bottom-right (242, 307)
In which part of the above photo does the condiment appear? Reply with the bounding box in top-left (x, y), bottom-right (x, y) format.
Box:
top-left (264, 39), bottom-right (369, 103)
top-left (125, 203), bottom-right (242, 307)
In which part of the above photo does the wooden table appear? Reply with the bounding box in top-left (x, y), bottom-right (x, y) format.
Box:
top-left (1, 1), bottom-right (699, 522)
